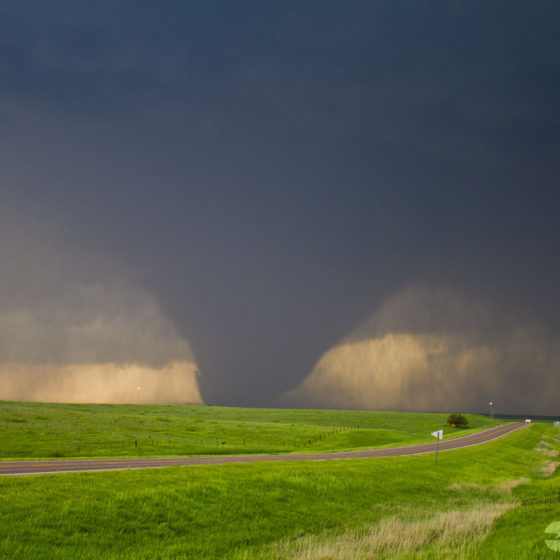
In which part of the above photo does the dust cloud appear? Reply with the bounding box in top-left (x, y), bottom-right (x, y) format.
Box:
top-left (0, 207), bottom-right (203, 404)
top-left (0, 361), bottom-right (202, 404)
top-left (284, 287), bottom-right (560, 415)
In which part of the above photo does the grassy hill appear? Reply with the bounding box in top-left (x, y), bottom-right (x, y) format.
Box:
top-left (0, 401), bottom-right (500, 459)
top-left (0, 415), bottom-right (558, 558)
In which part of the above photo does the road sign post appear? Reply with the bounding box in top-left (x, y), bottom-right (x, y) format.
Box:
top-left (431, 429), bottom-right (443, 465)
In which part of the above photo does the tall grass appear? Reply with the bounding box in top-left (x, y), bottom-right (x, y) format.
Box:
top-left (245, 504), bottom-right (516, 560)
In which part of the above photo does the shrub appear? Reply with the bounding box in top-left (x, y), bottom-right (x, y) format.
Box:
top-left (447, 413), bottom-right (468, 427)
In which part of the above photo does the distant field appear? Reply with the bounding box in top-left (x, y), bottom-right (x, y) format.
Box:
top-left (0, 419), bottom-right (558, 559)
top-left (0, 401), bottom-right (501, 459)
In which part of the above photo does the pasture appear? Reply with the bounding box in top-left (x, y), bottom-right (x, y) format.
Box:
top-left (0, 403), bottom-right (558, 559)
top-left (0, 401), bottom-right (498, 459)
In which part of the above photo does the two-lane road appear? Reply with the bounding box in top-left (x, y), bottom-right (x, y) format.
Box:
top-left (0, 422), bottom-right (524, 476)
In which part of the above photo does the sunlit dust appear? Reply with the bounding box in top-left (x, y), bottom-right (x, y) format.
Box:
top-left (0, 360), bottom-right (203, 404)
top-left (284, 287), bottom-right (560, 414)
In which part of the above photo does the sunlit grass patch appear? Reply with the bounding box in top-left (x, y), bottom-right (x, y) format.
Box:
top-left (533, 430), bottom-right (560, 477)
top-left (446, 477), bottom-right (530, 495)
top-left (237, 504), bottom-right (516, 560)
top-left (537, 461), bottom-right (560, 477)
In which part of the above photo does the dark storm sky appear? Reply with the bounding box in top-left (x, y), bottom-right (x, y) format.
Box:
top-left (2, 1), bottom-right (560, 407)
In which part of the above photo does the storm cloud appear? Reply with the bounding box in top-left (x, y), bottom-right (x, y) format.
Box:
top-left (1, 2), bottom-right (559, 411)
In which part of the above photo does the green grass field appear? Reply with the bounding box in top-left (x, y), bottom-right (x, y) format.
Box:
top-left (0, 403), bottom-right (558, 559)
top-left (0, 401), bottom-right (499, 459)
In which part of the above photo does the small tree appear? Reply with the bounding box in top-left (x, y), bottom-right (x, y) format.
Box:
top-left (447, 413), bottom-right (468, 427)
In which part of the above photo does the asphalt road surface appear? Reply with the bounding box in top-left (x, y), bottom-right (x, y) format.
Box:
top-left (0, 422), bottom-right (524, 476)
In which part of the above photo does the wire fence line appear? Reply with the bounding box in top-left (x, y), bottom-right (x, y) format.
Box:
top-left (36, 426), bottom-right (365, 457)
